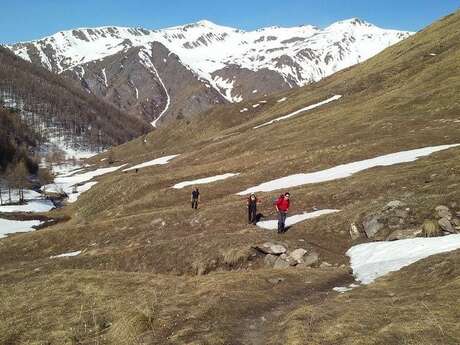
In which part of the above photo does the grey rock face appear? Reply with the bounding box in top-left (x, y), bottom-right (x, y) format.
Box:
top-left (438, 217), bottom-right (456, 233)
top-left (363, 215), bottom-right (385, 238)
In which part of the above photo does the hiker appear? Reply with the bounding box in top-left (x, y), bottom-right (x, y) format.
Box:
top-left (275, 192), bottom-right (290, 233)
top-left (247, 193), bottom-right (260, 224)
top-left (191, 187), bottom-right (200, 209)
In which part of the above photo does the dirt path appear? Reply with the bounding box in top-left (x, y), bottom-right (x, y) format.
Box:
top-left (236, 271), bottom-right (353, 345)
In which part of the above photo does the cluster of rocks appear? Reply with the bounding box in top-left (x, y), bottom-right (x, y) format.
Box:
top-left (424, 204), bottom-right (460, 236)
top-left (351, 200), bottom-right (460, 241)
top-left (354, 200), bottom-right (417, 240)
top-left (253, 242), bottom-right (319, 269)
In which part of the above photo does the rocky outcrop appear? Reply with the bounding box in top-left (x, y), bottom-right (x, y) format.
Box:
top-left (361, 200), bottom-right (416, 239)
top-left (254, 242), bottom-right (319, 269)
top-left (361, 201), bottom-right (459, 241)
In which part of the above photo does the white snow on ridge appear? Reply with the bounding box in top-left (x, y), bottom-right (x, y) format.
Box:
top-left (254, 95), bottom-right (342, 129)
top-left (256, 209), bottom-right (340, 230)
top-left (8, 20), bottom-right (412, 104)
top-left (173, 173), bottom-right (239, 189)
top-left (347, 235), bottom-right (460, 284)
top-left (237, 144), bottom-right (460, 195)
top-left (0, 219), bottom-right (42, 238)
top-left (123, 154), bottom-right (179, 172)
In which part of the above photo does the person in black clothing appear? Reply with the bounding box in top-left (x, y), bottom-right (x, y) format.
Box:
top-left (191, 188), bottom-right (200, 209)
top-left (247, 193), bottom-right (260, 224)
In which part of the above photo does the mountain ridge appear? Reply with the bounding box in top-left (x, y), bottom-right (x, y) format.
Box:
top-left (7, 18), bottom-right (413, 125)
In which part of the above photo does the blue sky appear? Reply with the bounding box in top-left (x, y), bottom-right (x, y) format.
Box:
top-left (1, 0), bottom-right (459, 44)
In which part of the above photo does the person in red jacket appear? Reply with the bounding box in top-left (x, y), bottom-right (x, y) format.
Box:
top-left (275, 192), bottom-right (290, 233)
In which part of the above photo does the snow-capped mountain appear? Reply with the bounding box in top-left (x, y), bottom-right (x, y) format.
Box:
top-left (8, 19), bottom-right (413, 125)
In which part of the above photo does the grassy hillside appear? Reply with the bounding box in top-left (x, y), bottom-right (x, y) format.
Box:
top-left (1, 10), bottom-right (460, 345)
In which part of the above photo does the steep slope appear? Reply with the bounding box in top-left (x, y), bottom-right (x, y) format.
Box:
top-left (1, 10), bottom-right (459, 345)
top-left (0, 46), bottom-right (150, 155)
top-left (8, 19), bottom-right (412, 125)
top-left (0, 107), bottom-right (39, 173)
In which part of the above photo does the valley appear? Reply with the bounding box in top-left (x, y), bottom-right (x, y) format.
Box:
top-left (1, 8), bottom-right (460, 345)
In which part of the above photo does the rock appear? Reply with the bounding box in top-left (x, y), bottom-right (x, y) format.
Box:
top-left (150, 218), bottom-right (164, 226)
top-left (457, 211), bottom-right (460, 218)
top-left (452, 218), bottom-right (460, 227)
top-left (422, 219), bottom-right (442, 237)
top-left (273, 256), bottom-right (291, 269)
top-left (289, 249), bottom-right (308, 263)
top-left (320, 262), bottom-right (332, 268)
top-left (303, 251), bottom-right (319, 267)
top-left (362, 215), bottom-right (384, 238)
top-left (349, 223), bottom-right (361, 240)
top-left (280, 253), bottom-right (298, 266)
top-left (438, 217), bottom-right (456, 233)
top-left (386, 228), bottom-right (423, 241)
top-left (268, 277), bottom-right (285, 284)
top-left (435, 205), bottom-right (452, 220)
top-left (254, 242), bottom-right (287, 255)
top-left (395, 209), bottom-right (410, 219)
top-left (264, 254), bottom-right (277, 267)
top-left (449, 202), bottom-right (457, 209)
top-left (385, 200), bottom-right (405, 210)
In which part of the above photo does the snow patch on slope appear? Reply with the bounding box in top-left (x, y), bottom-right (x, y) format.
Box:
top-left (238, 144), bottom-right (460, 195)
top-left (256, 209), bottom-right (340, 230)
top-left (347, 235), bottom-right (460, 284)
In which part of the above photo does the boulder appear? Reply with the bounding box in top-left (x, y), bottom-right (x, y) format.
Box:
top-left (385, 200), bottom-right (406, 210)
top-left (394, 209), bottom-right (410, 219)
top-left (349, 223), bottom-right (361, 240)
top-left (386, 228), bottom-right (423, 241)
top-left (264, 254), bottom-right (278, 267)
top-left (289, 249), bottom-right (308, 263)
top-left (362, 215), bottom-right (384, 238)
top-left (435, 205), bottom-right (452, 220)
top-left (438, 217), bottom-right (456, 233)
top-left (268, 277), bottom-right (285, 284)
top-left (280, 253), bottom-right (298, 266)
top-left (303, 251), bottom-right (319, 267)
top-left (320, 262), bottom-right (332, 268)
top-left (452, 218), bottom-right (460, 227)
top-left (254, 242), bottom-right (287, 255)
top-left (422, 219), bottom-right (442, 237)
top-left (273, 256), bottom-right (291, 269)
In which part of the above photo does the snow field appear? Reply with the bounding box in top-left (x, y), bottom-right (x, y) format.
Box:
top-left (237, 144), bottom-right (460, 195)
top-left (347, 234), bottom-right (460, 284)
top-left (0, 219), bottom-right (43, 238)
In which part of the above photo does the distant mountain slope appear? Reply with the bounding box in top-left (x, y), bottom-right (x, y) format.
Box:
top-left (0, 46), bottom-right (150, 155)
top-left (7, 19), bottom-right (412, 125)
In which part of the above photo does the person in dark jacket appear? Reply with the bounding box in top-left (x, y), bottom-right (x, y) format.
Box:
top-left (247, 193), bottom-right (260, 224)
top-left (191, 188), bottom-right (200, 209)
top-left (275, 192), bottom-right (290, 233)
